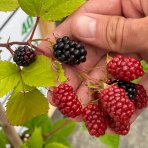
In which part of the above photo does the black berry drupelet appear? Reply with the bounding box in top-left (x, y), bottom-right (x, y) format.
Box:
top-left (13, 46), bottom-right (36, 66)
top-left (53, 36), bottom-right (87, 65)
top-left (112, 80), bottom-right (137, 99)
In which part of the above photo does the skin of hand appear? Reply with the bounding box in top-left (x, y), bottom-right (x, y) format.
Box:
top-left (39, 0), bottom-right (148, 132)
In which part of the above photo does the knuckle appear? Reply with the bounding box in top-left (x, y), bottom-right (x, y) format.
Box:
top-left (106, 16), bottom-right (126, 52)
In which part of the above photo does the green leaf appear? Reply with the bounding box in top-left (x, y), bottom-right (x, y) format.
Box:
top-left (45, 137), bottom-right (71, 148)
top-left (48, 119), bottom-right (76, 138)
top-left (27, 128), bottom-right (43, 148)
top-left (22, 55), bottom-right (55, 87)
top-left (0, 61), bottom-right (20, 97)
top-left (0, 130), bottom-right (8, 148)
top-left (80, 123), bottom-right (87, 131)
top-left (11, 81), bottom-right (34, 99)
top-left (24, 114), bottom-right (52, 134)
top-left (56, 62), bottom-right (67, 82)
top-left (18, 0), bottom-right (85, 21)
top-left (44, 119), bottom-right (76, 145)
top-left (20, 143), bottom-right (28, 148)
top-left (99, 133), bottom-right (120, 148)
top-left (6, 89), bottom-right (49, 125)
top-left (141, 60), bottom-right (148, 72)
top-left (45, 143), bottom-right (68, 148)
top-left (0, 0), bottom-right (19, 11)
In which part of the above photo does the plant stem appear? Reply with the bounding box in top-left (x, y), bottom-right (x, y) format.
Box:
top-left (0, 42), bottom-right (28, 47)
top-left (29, 17), bottom-right (40, 41)
top-left (0, 103), bottom-right (22, 148)
top-left (43, 119), bottom-right (71, 140)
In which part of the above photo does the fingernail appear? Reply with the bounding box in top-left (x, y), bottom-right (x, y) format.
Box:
top-left (76, 15), bottom-right (96, 38)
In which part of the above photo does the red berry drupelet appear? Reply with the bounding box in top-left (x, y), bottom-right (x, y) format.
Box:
top-left (107, 55), bottom-right (144, 81)
top-left (132, 84), bottom-right (148, 109)
top-left (100, 85), bottom-right (135, 123)
top-left (108, 117), bottom-right (130, 135)
top-left (13, 46), bottom-right (36, 66)
top-left (52, 83), bottom-right (82, 118)
top-left (82, 104), bottom-right (107, 137)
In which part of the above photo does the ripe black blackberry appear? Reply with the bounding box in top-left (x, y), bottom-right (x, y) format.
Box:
top-left (112, 80), bottom-right (137, 99)
top-left (13, 46), bottom-right (36, 66)
top-left (53, 36), bottom-right (87, 65)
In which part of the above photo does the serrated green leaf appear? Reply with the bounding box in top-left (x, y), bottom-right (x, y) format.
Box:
top-left (99, 133), bottom-right (120, 148)
top-left (27, 128), bottom-right (43, 148)
top-left (0, 0), bottom-right (19, 11)
top-left (11, 81), bottom-right (34, 99)
top-left (6, 89), bottom-right (49, 125)
top-left (24, 114), bottom-right (52, 134)
top-left (18, 0), bottom-right (85, 21)
top-left (0, 61), bottom-right (20, 97)
top-left (22, 55), bottom-right (55, 87)
top-left (56, 62), bottom-right (67, 82)
top-left (141, 60), bottom-right (148, 72)
top-left (45, 143), bottom-right (68, 148)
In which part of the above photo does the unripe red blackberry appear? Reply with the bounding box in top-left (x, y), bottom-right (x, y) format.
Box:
top-left (108, 117), bottom-right (130, 135)
top-left (107, 55), bottom-right (144, 81)
top-left (82, 104), bottom-right (107, 137)
top-left (53, 36), bottom-right (87, 65)
top-left (52, 83), bottom-right (82, 118)
top-left (132, 84), bottom-right (148, 109)
top-left (100, 85), bottom-right (135, 123)
top-left (13, 46), bottom-right (36, 66)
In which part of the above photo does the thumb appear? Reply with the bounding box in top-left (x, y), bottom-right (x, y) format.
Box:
top-left (71, 13), bottom-right (148, 53)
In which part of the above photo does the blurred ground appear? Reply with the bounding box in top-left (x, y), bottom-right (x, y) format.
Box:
top-left (53, 108), bottom-right (148, 148)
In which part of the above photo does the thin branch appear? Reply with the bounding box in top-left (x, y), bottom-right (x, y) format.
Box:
top-left (0, 103), bottom-right (22, 148)
top-left (29, 17), bottom-right (40, 41)
top-left (0, 42), bottom-right (28, 47)
top-left (43, 119), bottom-right (71, 140)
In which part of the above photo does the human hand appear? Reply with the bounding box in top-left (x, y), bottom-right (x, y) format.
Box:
top-left (39, 0), bottom-right (148, 134)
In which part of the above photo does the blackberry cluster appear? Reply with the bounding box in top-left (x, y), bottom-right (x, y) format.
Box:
top-left (13, 46), bottom-right (36, 66)
top-left (113, 80), bottom-right (137, 99)
top-left (53, 36), bottom-right (87, 65)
